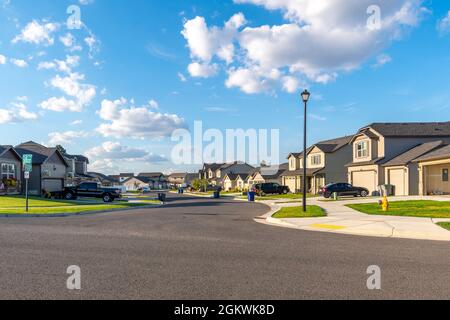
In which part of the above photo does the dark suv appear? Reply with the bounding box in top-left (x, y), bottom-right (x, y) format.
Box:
top-left (319, 183), bottom-right (369, 198)
top-left (253, 183), bottom-right (290, 196)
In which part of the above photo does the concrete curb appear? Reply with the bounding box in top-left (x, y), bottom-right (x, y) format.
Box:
top-left (256, 202), bottom-right (450, 242)
top-left (0, 203), bottom-right (163, 219)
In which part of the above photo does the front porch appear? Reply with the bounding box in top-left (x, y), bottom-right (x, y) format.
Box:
top-left (418, 159), bottom-right (450, 196)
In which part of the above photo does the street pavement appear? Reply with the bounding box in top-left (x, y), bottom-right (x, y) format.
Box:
top-left (0, 194), bottom-right (449, 300)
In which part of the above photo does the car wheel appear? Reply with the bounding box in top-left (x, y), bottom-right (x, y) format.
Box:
top-left (324, 192), bottom-right (331, 199)
top-left (103, 194), bottom-right (112, 203)
top-left (283, 189), bottom-right (288, 194)
top-left (65, 192), bottom-right (74, 200)
top-left (360, 190), bottom-right (369, 197)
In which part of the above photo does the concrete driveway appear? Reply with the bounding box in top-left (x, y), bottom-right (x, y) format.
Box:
top-left (0, 194), bottom-right (449, 299)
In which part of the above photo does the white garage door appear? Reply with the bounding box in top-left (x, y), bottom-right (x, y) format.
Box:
top-left (42, 179), bottom-right (63, 192)
top-left (389, 169), bottom-right (406, 196)
top-left (284, 177), bottom-right (297, 193)
top-left (352, 171), bottom-right (376, 194)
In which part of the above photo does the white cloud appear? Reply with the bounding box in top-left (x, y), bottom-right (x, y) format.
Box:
top-left (187, 62), bottom-right (219, 78)
top-left (373, 53), bottom-right (392, 68)
top-left (38, 55), bottom-right (80, 73)
top-left (96, 98), bottom-right (186, 139)
top-left (70, 120), bottom-right (83, 126)
top-left (0, 54), bottom-right (6, 64)
top-left (149, 99), bottom-right (159, 109)
top-left (10, 58), bottom-right (28, 68)
top-left (437, 11), bottom-right (450, 35)
top-left (13, 20), bottom-right (58, 45)
top-left (48, 131), bottom-right (89, 145)
top-left (88, 159), bottom-right (119, 174)
top-left (0, 102), bottom-right (38, 124)
top-left (85, 34), bottom-right (100, 58)
top-left (182, 0), bottom-right (427, 93)
top-left (40, 72), bottom-right (96, 112)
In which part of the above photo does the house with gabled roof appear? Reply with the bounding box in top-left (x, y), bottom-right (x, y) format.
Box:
top-left (0, 145), bottom-right (22, 195)
top-left (199, 162), bottom-right (255, 186)
top-left (414, 144), bottom-right (450, 195)
top-left (346, 122), bottom-right (450, 195)
top-left (15, 141), bottom-right (69, 195)
top-left (282, 136), bottom-right (353, 194)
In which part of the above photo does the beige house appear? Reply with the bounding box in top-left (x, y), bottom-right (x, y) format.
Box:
top-left (414, 144), bottom-right (450, 195)
top-left (247, 164), bottom-right (288, 189)
top-left (282, 136), bottom-right (353, 194)
top-left (223, 173), bottom-right (248, 192)
top-left (199, 162), bottom-right (254, 186)
top-left (347, 122), bottom-right (450, 195)
top-left (122, 176), bottom-right (154, 191)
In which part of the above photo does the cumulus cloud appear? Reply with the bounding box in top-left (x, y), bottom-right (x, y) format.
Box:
top-left (373, 53), bottom-right (392, 68)
top-left (182, 0), bottom-right (427, 93)
top-left (39, 72), bottom-right (96, 112)
top-left (48, 130), bottom-right (89, 145)
top-left (10, 58), bottom-right (28, 68)
top-left (437, 11), bottom-right (450, 35)
top-left (38, 55), bottom-right (80, 73)
top-left (0, 102), bottom-right (38, 124)
top-left (96, 98), bottom-right (186, 139)
top-left (0, 54), bottom-right (6, 64)
top-left (13, 20), bottom-right (58, 45)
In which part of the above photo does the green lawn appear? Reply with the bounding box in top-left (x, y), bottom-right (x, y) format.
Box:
top-left (272, 205), bottom-right (326, 219)
top-left (0, 196), bottom-right (151, 215)
top-left (437, 222), bottom-right (450, 231)
top-left (347, 201), bottom-right (450, 219)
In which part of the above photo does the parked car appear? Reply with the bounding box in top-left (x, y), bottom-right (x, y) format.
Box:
top-left (63, 182), bottom-right (122, 202)
top-left (319, 183), bottom-right (369, 198)
top-left (253, 183), bottom-right (290, 196)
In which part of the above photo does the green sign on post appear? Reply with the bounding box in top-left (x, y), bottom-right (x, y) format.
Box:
top-left (22, 154), bottom-right (33, 213)
top-left (23, 154), bottom-right (33, 173)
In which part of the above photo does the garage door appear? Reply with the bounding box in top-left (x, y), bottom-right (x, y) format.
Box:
top-left (388, 169), bottom-right (406, 196)
top-left (42, 179), bottom-right (63, 192)
top-left (352, 171), bottom-right (376, 194)
top-left (284, 177), bottom-right (297, 193)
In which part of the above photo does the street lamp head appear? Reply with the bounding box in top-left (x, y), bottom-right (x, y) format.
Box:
top-left (301, 90), bottom-right (311, 103)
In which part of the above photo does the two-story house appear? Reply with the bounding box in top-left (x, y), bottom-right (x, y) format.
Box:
top-left (346, 122), bottom-right (450, 195)
top-left (0, 145), bottom-right (22, 195)
top-left (63, 153), bottom-right (95, 186)
top-left (282, 136), bottom-right (353, 194)
top-left (199, 162), bottom-right (255, 186)
top-left (15, 141), bottom-right (69, 195)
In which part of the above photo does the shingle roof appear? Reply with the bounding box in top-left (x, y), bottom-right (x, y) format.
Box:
top-left (280, 168), bottom-right (323, 177)
top-left (345, 158), bottom-right (386, 167)
top-left (412, 144), bottom-right (450, 163)
top-left (88, 172), bottom-right (120, 183)
top-left (366, 122), bottom-right (450, 137)
top-left (313, 136), bottom-right (353, 153)
top-left (383, 141), bottom-right (445, 167)
top-left (64, 153), bottom-right (89, 163)
top-left (138, 172), bottom-right (164, 178)
top-left (15, 141), bottom-right (68, 166)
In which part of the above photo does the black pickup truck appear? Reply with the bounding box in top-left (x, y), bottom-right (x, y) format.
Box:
top-left (63, 182), bottom-right (122, 202)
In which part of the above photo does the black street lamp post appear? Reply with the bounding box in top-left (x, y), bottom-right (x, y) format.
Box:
top-left (301, 90), bottom-right (311, 212)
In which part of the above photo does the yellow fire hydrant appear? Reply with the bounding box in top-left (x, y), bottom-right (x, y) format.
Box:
top-left (381, 196), bottom-right (389, 212)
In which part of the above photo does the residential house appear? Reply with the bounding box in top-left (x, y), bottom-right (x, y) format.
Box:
top-left (117, 173), bottom-right (134, 183)
top-left (414, 144), bottom-right (450, 195)
top-left (138, 172), bottom-right (168, 189)
top-left (282, 136), bottom-right (353, 194)
top-left (0, 145), bottom-right (22, 195)
top-left (63, 153), bottom-right (95, 186)
top-left (346, 122), bottom-right (450, 195)
top-left (184, 173), bottom-right (199, 187)
top-left (122, 176), bottom-right (154, 191)
top-left (168, 173), bottom-right (187, 187)
top-left (223, 173), bottom-right (249, 192)
top-left (248, 164), bottom-right (288, 189)
top-left (88, 172), bottom-right (121, 187)
top-left (15, 141), bottom-right (69, 195)
top-left (199, 162), bottom-right (255, 186)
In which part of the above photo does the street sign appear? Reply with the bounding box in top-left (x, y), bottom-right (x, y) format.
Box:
top-left (23, 154), bottom-right (33, 173)
top-left (24, 172), bottom-right (30, 179)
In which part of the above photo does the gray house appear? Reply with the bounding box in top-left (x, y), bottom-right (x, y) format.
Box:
top-left (0, 145), bottom-right (22, 195)
top-left (63, 153), bottom-right (95, 186)
top-left (15, 141), bottom-right (69, 195)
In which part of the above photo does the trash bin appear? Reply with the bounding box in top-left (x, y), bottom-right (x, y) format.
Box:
top-left (248, 191), bottom-right (256, 202)
top-left (178, 188), bottom-right (184, 194)
top-left (379, 184), bottom-right (394, 197)
top-left (158, 193), bottom-right (166, 202)
top-left (213, 191), bottom-right (220, 199)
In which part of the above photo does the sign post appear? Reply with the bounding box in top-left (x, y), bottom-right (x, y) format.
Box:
top-left (22, 154), bottom-right (33, 213)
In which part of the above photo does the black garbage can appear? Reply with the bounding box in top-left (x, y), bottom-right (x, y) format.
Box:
top-left (213, 191), bottom-right (220, 199)
top-left (158, 193), bottom-right (166, 202)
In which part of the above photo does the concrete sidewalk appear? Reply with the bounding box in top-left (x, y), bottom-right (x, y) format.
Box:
top-left (257, 196), bottom-right (450, 242)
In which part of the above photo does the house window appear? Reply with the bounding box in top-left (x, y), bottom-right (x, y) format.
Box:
top-left (443, 169), bottom-right (449, 182)
top-left (1, 163), bottom-right (16, 179)
top-left (311, 155), bottom-right (321, 166)
top-left (356, 141), bottom-right (369, 159)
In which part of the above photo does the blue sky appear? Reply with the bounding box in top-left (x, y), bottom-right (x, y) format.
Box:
top-left (1, 0), bottom-right (450, 174)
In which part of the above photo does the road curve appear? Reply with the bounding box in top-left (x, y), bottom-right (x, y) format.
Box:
top-left (0, 194), bottom-right (449, 300)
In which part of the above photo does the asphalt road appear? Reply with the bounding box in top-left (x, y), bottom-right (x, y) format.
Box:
top-left (0, 194), bottom-right (449, 300)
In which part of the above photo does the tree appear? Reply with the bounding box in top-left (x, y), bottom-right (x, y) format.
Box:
top-left (192, 179), bottom-right (208, 192)
top-left (56, 145), bottom-right (67, 155)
